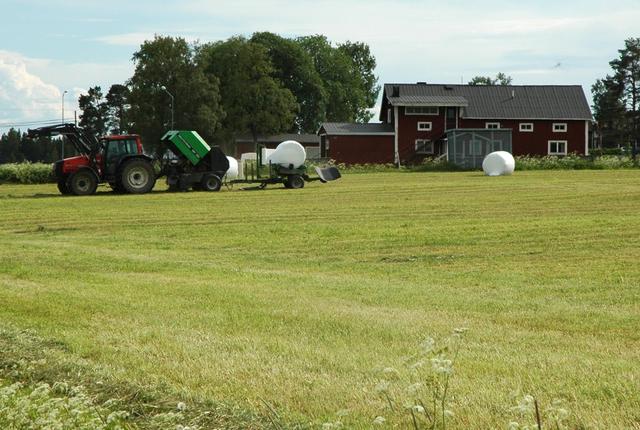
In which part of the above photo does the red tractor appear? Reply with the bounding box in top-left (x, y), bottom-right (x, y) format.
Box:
top-left (28, 124), bottom-right (156, 196)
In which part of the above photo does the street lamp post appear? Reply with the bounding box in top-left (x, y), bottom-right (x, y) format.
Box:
top-left (160, 85), bottom-right (174, 130)
top-left (61, 90), bottom-right (67, 158)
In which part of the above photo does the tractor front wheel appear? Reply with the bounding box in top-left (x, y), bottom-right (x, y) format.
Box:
top-left (285, 174), bottom-right (305, 189)
top-left (68, 170), bottom-right (98, 196)
top-left (120, 159), bottom-right (156, 194)
top-left (201, 174), bottom-right (222, 192)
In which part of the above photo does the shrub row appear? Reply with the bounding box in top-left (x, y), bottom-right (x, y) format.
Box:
top-left (514, 155), bottom-right (636, 170)
top-left (0, 163), bottom-right (54, 184)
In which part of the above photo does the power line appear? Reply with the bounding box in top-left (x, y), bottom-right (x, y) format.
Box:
top-left (0, 118), bottom-right (75, 128)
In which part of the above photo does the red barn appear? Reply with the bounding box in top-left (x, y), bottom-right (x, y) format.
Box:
top-left (319, 83), bottom-right (594, 166)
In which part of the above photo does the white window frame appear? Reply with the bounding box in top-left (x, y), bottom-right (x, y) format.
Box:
top-left (415, 139), bottom-right (434, 154)
top-left (417, 121), bottom-right (432, 131)
top-left (405, 106), bottom-right (439, 116)
top-left (548, 140), bottom-right (567, 155)
top-left (553, 123), bottom-right (567, 132)
top-left (485, 122), bottom-right (500, 129)
top-left (387, 108), bottom-right (391, 123)
top-left (519, 123), bottom-right (534, 132)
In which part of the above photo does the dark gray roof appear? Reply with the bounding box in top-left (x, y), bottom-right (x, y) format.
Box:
top-left (383, 83), bottom-right (593, 120)
top-left (319, 122), bottom-right (395, 135)
top-left (236, 133), bottom-right (319, 144)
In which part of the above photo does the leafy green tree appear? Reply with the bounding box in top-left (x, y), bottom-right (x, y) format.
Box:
top-left (468, 73), bottom-right (513, 86)
top-left (78, 86), bottom-right (108, 136)
top-left (297, 35), bottom-right (378, 123)
top-left (198, 37), bottom-right (297, 148)
top-left (105, 84), bottom-right (131, 134)
top-left (250, 32), bottom-right (326, 133)
top-left (338, 41), bottom-right (380, 122)
top-left (128, 35), bottom-right (224, 153)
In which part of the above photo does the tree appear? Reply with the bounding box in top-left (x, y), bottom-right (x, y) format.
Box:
top-left (0, 129), bottom-right (24, 163)
top-left (610, 38), bottom-right (640, 147)
top-left (297, 35), bottom-right (379, 123)
top-left (592, 76), bottom-right (627, 147)
top-left (198, 37), bottom-right (297, 148)
top-left (337, 41), bottom-right (380, 122)
top-left (592, 38), bottom-right (640, 148)
top-left (468, 73), bottom-right (513, 86)
top-left (250, 32), bottom-right (326, 133)
top-left (104, 84), bottom-right (131, 134)
top-left (78, 86), bottom-right (108, 136)
top-left (127, 35), bottom-right (224, 154)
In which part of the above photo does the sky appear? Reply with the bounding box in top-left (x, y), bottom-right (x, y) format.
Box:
top-left (0, 0), bottom-right (638, 135)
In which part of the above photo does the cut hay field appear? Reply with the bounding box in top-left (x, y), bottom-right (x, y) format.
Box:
top-left (0, 170), bottom-right (639, 429)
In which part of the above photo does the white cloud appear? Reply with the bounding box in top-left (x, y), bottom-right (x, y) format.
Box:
top-left (95, 32), bottom-right (158, 46)
top-left (0, 50), bottom-right (63, 130)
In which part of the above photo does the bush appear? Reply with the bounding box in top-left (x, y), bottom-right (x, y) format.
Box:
top-left (0, 163), bottom-right (54, 184)
top-left (515, 155), bottom-right (635, 170)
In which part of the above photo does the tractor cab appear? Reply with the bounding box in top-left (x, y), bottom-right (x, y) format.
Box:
top-left (100, 135), bottom-right (144, 177)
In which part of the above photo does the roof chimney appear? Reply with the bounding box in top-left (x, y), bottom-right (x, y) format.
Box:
top-left (511, 90), bottom-right (515, 98)
top-left (392, 86), bottom-right (400, 97)
top-left (416, 81), bottom-right (427, 85)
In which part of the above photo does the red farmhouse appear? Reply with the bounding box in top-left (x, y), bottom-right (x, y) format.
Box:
top-left (318, 83), bottom-right (594, 166)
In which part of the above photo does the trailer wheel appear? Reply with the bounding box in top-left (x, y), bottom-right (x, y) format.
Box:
top-left (286, 174), bottom-right (305, 189)
top-left (120, 159), bottom-right (156, 194)
top-left (201, 174), bottom-right (222, 192)
top-left (68, 170), bottom-right (98, 196)
top-left (57, 176), bottom-right (71, 195)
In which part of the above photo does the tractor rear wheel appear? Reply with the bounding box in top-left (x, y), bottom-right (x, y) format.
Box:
top-left (68, 170), bottom-right (98, 196)
top-left (286, 174), bottom-right (305, 189)
top-left (201, 174), bottom-right (222, 192)
top-left (57, 176), bottom-right (71, 195)
top-left (120, 159), bottom-right (155, 194)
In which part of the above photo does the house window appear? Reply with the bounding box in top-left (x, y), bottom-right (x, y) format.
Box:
top-left (417, 122), bottom-right (432, 131)
top-left (553, 123), bottom-right (567, 132)
top-left (519, 123), bottom-right (534, 132)
top-left (486, 122), bottom-right (500, 129)
top-left (406, 106), bottom-right (439, 115)
top-left (415, 139), bottom-right (434, 154)
top-left (548, 140), bottom-right (567, 155)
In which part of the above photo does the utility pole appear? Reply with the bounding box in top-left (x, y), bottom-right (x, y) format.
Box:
top-left (61, 90), bottom-right (67, 158)
top-left (160, 85), bottom-right (174, 130)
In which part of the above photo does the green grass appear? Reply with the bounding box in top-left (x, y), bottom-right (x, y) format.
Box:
top-left (0, 170), bottom-right (639, 428)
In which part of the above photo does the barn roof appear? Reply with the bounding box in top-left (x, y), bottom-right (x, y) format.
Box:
top-left (382, 83), bottom-right (593, 121)
top-left (319, 122), bottom-right (395, 135)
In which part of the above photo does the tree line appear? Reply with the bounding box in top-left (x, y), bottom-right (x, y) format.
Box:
top-left (80, 33), bottom-right (379, 154)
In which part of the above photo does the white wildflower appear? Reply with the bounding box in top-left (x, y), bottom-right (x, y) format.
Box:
top-left (375, 381), bottom-right (390, 393)
top-left (373, 415), bottom-right (386, 425)
top-left (413, 404), bottom-right (425, 414)
top-left (420, 337), bottom-right (435, 353)
top-left (177, 401), bottom-right (187, 411)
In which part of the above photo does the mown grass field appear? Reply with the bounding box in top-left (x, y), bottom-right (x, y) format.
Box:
top-left (1, 170), bottom-right (639, 429)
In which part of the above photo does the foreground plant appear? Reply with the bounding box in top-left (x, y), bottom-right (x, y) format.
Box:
top-left (369, 328), bottom-right (467, 429)
top-left (508, 394), bottom-right (570, 430)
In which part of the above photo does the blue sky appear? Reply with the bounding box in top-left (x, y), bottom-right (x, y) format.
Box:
top-left (1, 0), bottom-right (638, 134)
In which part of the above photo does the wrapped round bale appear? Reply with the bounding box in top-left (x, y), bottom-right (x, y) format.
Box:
top-left (482, 151), bottom-right (515, 176)
top-left (267, 140), bottom-right (306, 168)
top-left (225, 156), bottom-right (239, 180)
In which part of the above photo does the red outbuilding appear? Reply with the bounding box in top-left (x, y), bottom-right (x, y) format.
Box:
top-left (319, 83), bottom-right (594, 167)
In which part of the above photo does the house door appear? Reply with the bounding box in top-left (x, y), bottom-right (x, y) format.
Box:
top-left (446, 107), bottom-right (457, 131)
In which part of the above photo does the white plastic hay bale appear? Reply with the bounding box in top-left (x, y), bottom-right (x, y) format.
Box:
top-left (482, 151), bottom-right (515, 176)
top-left (225, 156), bottom-right (238, 180)
top-left (267, 140), bottom-right (306, 168)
